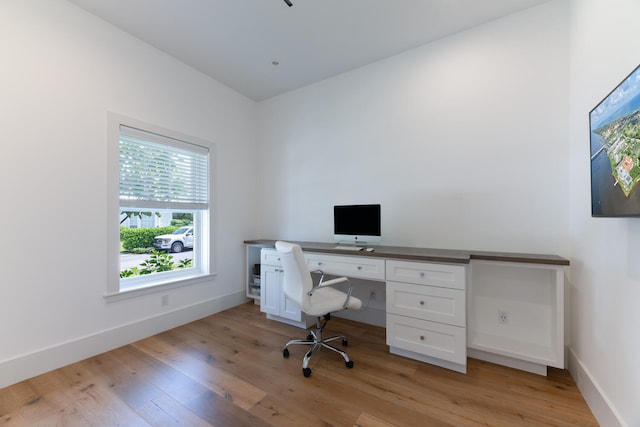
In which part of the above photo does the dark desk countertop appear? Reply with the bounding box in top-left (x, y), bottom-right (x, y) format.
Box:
top-left (243, 239), bottom-right (570, 266)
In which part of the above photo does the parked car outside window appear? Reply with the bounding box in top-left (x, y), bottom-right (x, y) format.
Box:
top-left (153, 226), bottom-right (194, 253)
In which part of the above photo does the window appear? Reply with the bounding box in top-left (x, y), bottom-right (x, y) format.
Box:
top-left (107, 114), bottom-right (212, 299)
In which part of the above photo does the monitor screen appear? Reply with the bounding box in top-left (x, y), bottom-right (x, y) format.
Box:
top-left (590, 63), bottom-right (640, 217)
top-left (333, 204), bottom-right (381, 243)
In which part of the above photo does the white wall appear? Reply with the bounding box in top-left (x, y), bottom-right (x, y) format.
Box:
top-left (0, 1), bottom-right (257, 387)
top-left (568, 1), bottom-right (640, 426)
top-left (257, 2), bottom-right (570, 256)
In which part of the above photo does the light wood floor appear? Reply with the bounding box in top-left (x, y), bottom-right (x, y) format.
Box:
top-left (1, 302), bottom-right (597, 426)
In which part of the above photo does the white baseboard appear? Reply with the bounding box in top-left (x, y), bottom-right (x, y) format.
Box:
top-left (567, 348), bottom-right (627, 427)
top-left (0, 291), bottom-right (248, 389)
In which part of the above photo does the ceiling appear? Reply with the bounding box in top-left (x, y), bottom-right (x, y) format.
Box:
top-left (68, 0), bottom-right (551, 101)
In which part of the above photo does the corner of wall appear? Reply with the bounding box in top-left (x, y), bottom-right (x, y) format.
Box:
top-left (568, 348), bottom-right (628, 427)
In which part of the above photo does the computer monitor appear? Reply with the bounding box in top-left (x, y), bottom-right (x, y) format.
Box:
top-left (333, 204), bottom-right (381, 244)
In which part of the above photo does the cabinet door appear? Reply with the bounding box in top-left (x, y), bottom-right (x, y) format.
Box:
top-left (280, 293), bottom-right (302, 321)
top-left (260, 265), bottom-right (281, 315)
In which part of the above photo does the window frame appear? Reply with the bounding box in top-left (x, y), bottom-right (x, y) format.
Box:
top-left (106, 113), bottom-right (215, 302)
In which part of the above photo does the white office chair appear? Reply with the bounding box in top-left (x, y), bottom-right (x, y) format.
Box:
top-left (275, 241), bottom-right (362, 377)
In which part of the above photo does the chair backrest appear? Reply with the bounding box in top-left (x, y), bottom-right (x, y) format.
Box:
top-left (275, 241), bottom-right (313, 311)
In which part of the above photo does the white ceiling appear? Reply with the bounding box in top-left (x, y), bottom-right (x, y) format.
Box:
top-left (68, 0), bottom-right (551, 101)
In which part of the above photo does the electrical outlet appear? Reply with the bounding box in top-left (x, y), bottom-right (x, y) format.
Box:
top-left (161, 295), bottom-right (169, 306)
top-left (498, 310), bottom-right (508, 324)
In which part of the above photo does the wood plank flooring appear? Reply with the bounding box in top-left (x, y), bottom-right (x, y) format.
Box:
top-left (0, 302), bottom-right (598, 426)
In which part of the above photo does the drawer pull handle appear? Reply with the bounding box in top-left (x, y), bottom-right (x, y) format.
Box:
top-left (318, 262), bottom-right (323, 265)
top-left (420, 335), bottom-right (425, 341)
top-left (419, 272), bottom-right (425, 278)
top-left (357, 266), bottom-right (362, 270)
top-left (419, 300), bottom-right (425, 306)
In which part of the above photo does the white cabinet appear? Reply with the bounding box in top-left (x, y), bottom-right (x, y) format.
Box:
top-left (245, 240), bottom-right (567, 376)
top-left (386, 260), bottom-right (467, 373)
top-left (260, 248), bottom-right (311, 328)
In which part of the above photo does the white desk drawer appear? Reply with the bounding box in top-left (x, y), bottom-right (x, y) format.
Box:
top-left (261, 249), bottom-right (282, 267)
top-left (386, 313), bottom-right (466, 365)
top-left (386, 281), bottom-right (465, 327)
top-left (305, 253), bottom-right (385, 281)
top-left (386, 260), bottom-right (465, 290)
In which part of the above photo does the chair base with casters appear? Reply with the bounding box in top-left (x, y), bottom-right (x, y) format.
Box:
top-left (282, 313), bottom-right (353, 377)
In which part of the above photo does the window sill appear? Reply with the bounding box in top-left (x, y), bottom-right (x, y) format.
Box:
top-left (104, 272), bottom-right (217, 303)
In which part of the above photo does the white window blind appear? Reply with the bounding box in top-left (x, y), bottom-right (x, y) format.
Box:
top-left (119, 125), bottom-right (209, 210)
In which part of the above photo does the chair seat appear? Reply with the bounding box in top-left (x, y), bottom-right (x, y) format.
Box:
top-left (306, 286), bottom-right (362, 317)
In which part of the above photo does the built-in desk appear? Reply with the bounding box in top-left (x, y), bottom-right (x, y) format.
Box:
top-left (243, 240), bottom-right (569, 375)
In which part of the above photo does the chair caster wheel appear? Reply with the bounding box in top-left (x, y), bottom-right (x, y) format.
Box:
top-left (283, 348), bottom-right (289, 358)
top-left (342, 339), bottom-right (348, 346)
top-left (307, 334), bottom-right (314, 341)
top-left (346, 360), bottom-right (354, 369)
top-left (303, 367), bottom-right (312, 377)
